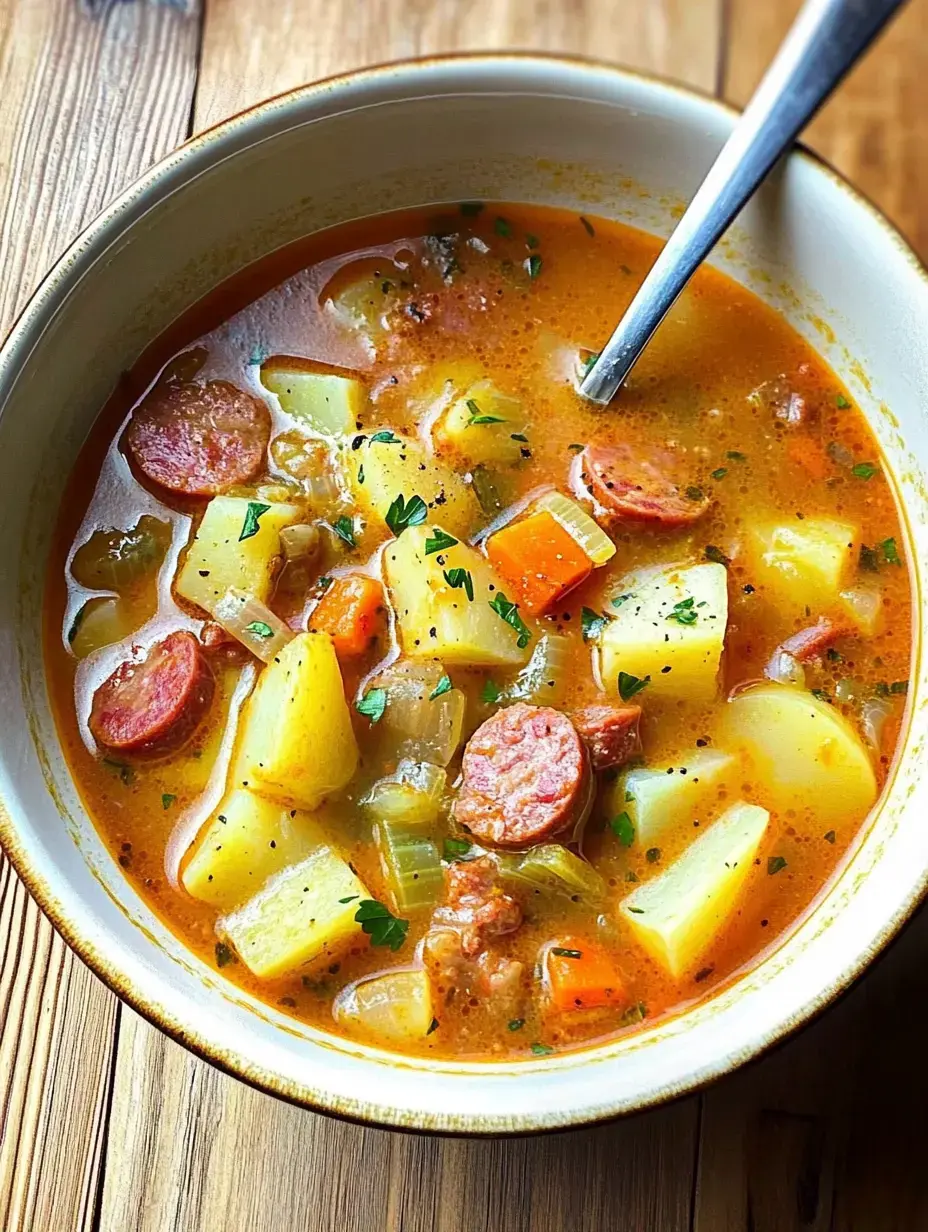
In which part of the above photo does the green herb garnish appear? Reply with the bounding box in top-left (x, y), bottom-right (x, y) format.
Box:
top-left (611, 811), bottom-right (634, 847)
top-left (427, 1017), bottom-right (440, 1035)
top-left (425, 528), bottom-right (458, 555)
top-left (881, 536), bottom-right (901, 566)
top-left (667, 596), bottom-right (698, 625)
top-left (370, 429), bottom-right (400, 444)
top-left (551, 947), bottom-right (582, 959)
top-left (526, 254), bottom-right (542, 279)
top-left (481, 678), bottom-right (502, 704)
top-left (430, 675), bottom-right (453, 700)
top-left (489, 592), bottom-right (532, 648)
top-left (618, 671), bottom-right (650, 702)
top-left (354, 899), bottom-right (409, 951)
top-left (727, 450), bottom-right (747, 462)
top-left (612, 593), bottom-right (634, 609)
top-left (526, 234), bottom-right (540, 249)
top-left (824, 831), bottom-right (836, 844)
top-left (339, 894), bottom-right (360, 904)
top-left (568, 443), bottom-right (585, 453)
top-left (331, 515), bottom-right (357, 548)
top-left (494, 217), bottom-right (512, 237)
top-left (239, 501), bottom-right (271, 542)
top-left (443, 567), bottom-right (474, 602)
top-left (859, 544), bottom-right (880, 572)
top-left (385, 493), bottom-right (427, 535)
top-left (443, 837), bottom-right (473, 862)
top-left (161, 793), bottom-right (176, 810)
top-left (581, 607), bottom-right (607, 642)
top-left (710, 467), bottom-right (728, 481)
top-left (356, 687), bottom-right (387, 723)
top-left (245, 620), bottom-right (273, 639)
top-left (836, 393), bottom-right (851, 409)
top-left (510, 433), bottom-right (529, 443)
top-left (530, 1042), bottom-right (554, 1056)
top-left (686, 486), bottom-right (705, 502)
top-left (767, 856), bottom-right (788, 876)
top-left (466, 398), bottom-right (505, 427)
top-left (508, 1018), bottom-right (525, 1031)
top-left (851, 462), bottom-right (879, 480)
top-left (891, 679), bottom-right (909, 695)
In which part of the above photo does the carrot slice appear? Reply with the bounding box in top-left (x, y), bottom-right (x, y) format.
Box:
top-left (310, 575), bottom-right (384, 658)
top-left (787, 437), bottom-right (829, 481)
top-left (544, 936), bottom-right (625, 1013)
top-left (486, 510), bottom-right (592, 615)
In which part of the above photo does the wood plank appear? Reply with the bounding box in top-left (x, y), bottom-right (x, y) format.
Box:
top-left (194, 0), bottom-right (722, 131)
top-left (723, 0), bottom-right (928, 261)
top-left (0, 0), bottom-right (200, 1227)
top-left (103, 2), bottom-right (722, 1228)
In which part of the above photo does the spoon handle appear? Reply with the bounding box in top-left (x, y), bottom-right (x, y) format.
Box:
top-left (579, 0), bottom-right (908, 406)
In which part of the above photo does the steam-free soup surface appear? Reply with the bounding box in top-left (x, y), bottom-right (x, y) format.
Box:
top-left (46, 204), bottom-right (911, 1060)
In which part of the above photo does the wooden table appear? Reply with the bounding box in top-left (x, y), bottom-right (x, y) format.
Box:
top-left (2, 1), bottom-right (927, 1228)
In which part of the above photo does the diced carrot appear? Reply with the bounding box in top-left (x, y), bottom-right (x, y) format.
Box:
top-left (486, 510), bottom-right (592, 615)
top-left (787, 436), bottom-right (829, 481)
top-left (544, 936), bottom-right (624, 1013)
top-left (310, 574), bottom-right (384, 658)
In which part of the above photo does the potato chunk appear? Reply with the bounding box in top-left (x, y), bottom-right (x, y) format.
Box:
top-left (744, 516), bottom-right (857, 609)
top-left (383, 525), bottom-right (531, 667)
top-left (176, 496), bottom-right (302, 616)
top-left (334, 969), bottom-right (434, 1042)
top-left (719, 683), bottom-right (877, 823)
top-left (440, 379), bottom-right (527, 467)
top-left (233, 632), bottom-right (358, 809)
top-left (610, 749), bottom-right (737, 847)
top-left (620, 801), bottom-right (770, 978)
top-left (347, 434), bottom-right (478, 540)
top-left (600, 563), bottom-right (728, 701)
top-left (261, 365), bottom-right (365, 437)
top-left (220, 844), bottom-right (368, 979)
top-left (182, 789), bottom-right (320, 910)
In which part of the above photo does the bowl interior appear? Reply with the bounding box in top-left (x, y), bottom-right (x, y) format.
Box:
top-left (1, 57), bottom-right (927, 1132)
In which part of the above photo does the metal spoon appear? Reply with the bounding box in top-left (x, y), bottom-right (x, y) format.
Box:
top-left (579, 0), bottom-right (909, 406)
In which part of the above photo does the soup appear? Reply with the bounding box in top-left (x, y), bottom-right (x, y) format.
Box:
top-left (45, 204), bottom-right (911, 1060)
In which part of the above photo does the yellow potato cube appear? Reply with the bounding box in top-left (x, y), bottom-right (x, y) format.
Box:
top-left (610, 749), bottom-right (737, 848)
top-left (182, 789), bottom-right (321, 910)
top-left (220, 845), bottom-right (368, 979)
top-left (600, 563), bottom-right (728, 701)
top-left (334, 969), bottom-right (434, 1042)
top-left (718, 683), bottom-right (877, 824)
top-left (383, 525), bottom-right (531, 667)
top-left (261, 366), bottom-right (365, 437)
top-left (175, 496), bottom-right (302, 616)
top-left (620, 801), bottom-right (770, 978)
top-left (744, 516), bottom-right (857, 610)
top-left (233, 632), bottom-right (358, 810)
top-left (347, 434), bottom-right (478, 540)
top-left (441, 379), bottom-right (527, 467)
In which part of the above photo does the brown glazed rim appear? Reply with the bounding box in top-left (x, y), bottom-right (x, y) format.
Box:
top-left (1, 52), bottom-right (926, 1136)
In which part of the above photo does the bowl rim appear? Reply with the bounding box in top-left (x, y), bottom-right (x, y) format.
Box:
top-left (3, 50), bottom-right (928, 1135)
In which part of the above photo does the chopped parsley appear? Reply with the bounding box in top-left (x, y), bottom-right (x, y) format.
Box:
top-left (385, 493), bottom-right (427, 535)
top-left (481, 678), bottom-right (502, 704)
top-left (354, 899), bottom-right (409, 951)
top-left (851, 462), bottom-right (879, 480)
top-left (443, 837), bottom-right (473, 861)
top-left (710, 467), bottom-right (728, 481)
top-left (356, 687), bottom-right (387, 723)
top-left (489, 592), bottom-right (532, 648)
top-left (550, 947), bottom-right (582, 959)
top-left (425, 528), bottom-right (458, 555)
top-left (891, 679), bottom-right (909, 695)
top-left (466, 398), bottom-right (505, 426)
top-left (612, 593), bottom-right (634, 608)
top-left (443, 567), bottom-right (474, 602)
top-left (369, 429), bottom-right (400, 444)
top-left (704, 544), bottom-right (731, 566)
top-left (667, 596), bottom-right (698, 625)
top-left (494, 216), bottom-right (512, 238)
top-left (526, 254), bottom-right (543, 280)
top-left (161, 793), bottom-right (176, 810)
top-left (568, 443), bottom-right (585, 454)
top-left (339, 894), bottom-right (360, 904)
top-left (331, 515), bottom-right (357, 548)
top-left (881, 536), bottom-right (901, 566)
top-left (611, 811), bottom-right (635, 847)
top-left (510, 432), bottom-right (529, 443)
top-left (836, 393), bottom-right (851, 409)
top-left (427, 1017), bottom-right (440, 1035)
top-left (627, 906), bottom-right (645, 915)
top-left (318, 576), bottom-right (333, 590)
top-left (767, 855), bottom-right (788, 876)
top-left (824, 831), bottom-right (836, 844)
top-left (530, 1041), bottom-right (554, 1056)
top-left (727, 450), bottom-right (747, 462)
top-left (581, 607), bottom-right (607, 642)
top-left (245, 620), bottom-right (274, 639)
top-left (618, 671), bottom-right (649, 702)
top-left (579, 216), bottom-right (595, 237)
top-left (508, 1018), bottom-right (525, 1031)
top-left (429, 674), bottom-right (453, 700)
top-left (686, 486), bottom-right (705, 502)
top-left (239, 501), bottom-right (271, 542)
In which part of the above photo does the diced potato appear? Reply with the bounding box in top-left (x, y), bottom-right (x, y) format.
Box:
top-left (232, 632), bottom-right (358, 810)
top-left (383, 526), bottom-right (531, 667)
top-left (261, 365), bottom-right (365, 437)
top-left (610, 749), bottom-right (737, 847)
top-left (347, 434), bottom-right (478, 540)
top-left (718, 683), bottom-right (877, 823)
top-left (600, 563), bottom-right (728, 701)
top-left (182, 789), bottom-right (320, 910)
top-left (441, 379), bottom-right (528, 467)
top-left (620, 801), bottom-right (770, 978)
top-left (220, 844), bottom-right (368, 979)
top-left (176, 496), bottom-right (302, 617)
top-left (334, 969), bottom-right (434, 1042)
top-left (744, 516), bottom-right (857, 610)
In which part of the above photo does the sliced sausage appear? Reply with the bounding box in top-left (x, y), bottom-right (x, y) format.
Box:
top-left (125, 380), bottom-right (271, 497)
top-left (431, 857), bottom-right (523, 958)
top-left (453, 703), bottom-right (587, 849)
top-left (776, 618), bottom-right (845, 663)
top-left (581, 443), bottom-right (710, 526)
top-left (90, 631), bottom-right (214, 754)
top-left (572, 704), bottom-right (642, 772)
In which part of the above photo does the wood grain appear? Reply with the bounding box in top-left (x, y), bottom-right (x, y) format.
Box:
top-left (0, 0), bottom-right (200, 1227)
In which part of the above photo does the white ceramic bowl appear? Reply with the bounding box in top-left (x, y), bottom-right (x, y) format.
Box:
top-left (0, 55), bottom-right (926, 1134)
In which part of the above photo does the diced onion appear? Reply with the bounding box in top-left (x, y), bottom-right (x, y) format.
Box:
top-left (333, 969), bottom-right (434, 1042)
top-left (374, 661), bottom-right (466, 767)
top-left (536, 490), bottom-right (616, 565)
top-left (764, 649), bottom-right (806, 688)
top-left (279, 523), bottom-right (321, 562)
top-left (497, 844), bottom-right (606, 902)
top-left (835, 677), bottom-right (863, 704)
top-left (861, 695), bottom-right (892, 754)
top-left (212, 588), bottom-right (295, 663)
top-left (840, 587), bottom-right (882, 637)
top-left (364, 759), bottom-right (447, 828)
top-left (508, 634), bottom-right (571, 707)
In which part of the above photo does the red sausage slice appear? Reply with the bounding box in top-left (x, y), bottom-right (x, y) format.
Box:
top-left (581, 443), bottom-right (710, 526)
top-left (125, 380), bottom-right (271, 497)
top-left (776, 618), bottom-right (845, 664)
top-left (432, 857), bottom-right (523, 958)
top-left (453, 703), bottom-right (587, 849)
top-left (90, 631), bottom-right (214, 754)
top-left (572, 704), bottom-right (642, 773)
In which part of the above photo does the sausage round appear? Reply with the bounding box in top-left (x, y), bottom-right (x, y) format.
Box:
top-left (89, 631), bottom-right (215, 754)
top-left (453, 703), bottom-right (587, 849)
top-left (582, 443), bottom-right (710, 526)
top-left (572, 704), bottom-right (642, 773)
top-left (125, 380), bottom-right (271, 497)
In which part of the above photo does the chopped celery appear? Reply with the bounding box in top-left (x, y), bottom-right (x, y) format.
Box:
top-left (498, 844), bottom-right (606, 902)
top-left (376, 821), bottom-right (443, 913)
top-left (507, 633), bottom-right (571, 707)
top-left (363, 759), bottom-right (447, 828)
